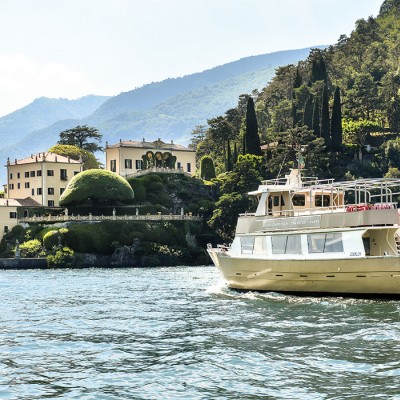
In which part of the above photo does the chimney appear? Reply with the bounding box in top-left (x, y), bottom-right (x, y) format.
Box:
top-left (7, 157), bottom-right (10, 166)
top-left (15, 159), bottom-right (17, 164)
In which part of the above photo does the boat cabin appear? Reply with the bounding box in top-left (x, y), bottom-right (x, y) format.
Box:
top-left (251, 169), bottom-right (345, 217)
top-left (236, 169), bottom-right (400, 235)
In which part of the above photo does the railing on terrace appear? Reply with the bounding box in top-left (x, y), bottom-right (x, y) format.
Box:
top-left (19, 213), bottom-right (203, 223)
top-left (126, 167), bottom-right (192, 179)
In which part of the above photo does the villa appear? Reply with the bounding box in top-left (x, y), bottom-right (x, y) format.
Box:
top-left (105, 138), bottom-right (196, 178)
top-left (5, 152), bottom-right (83, 207)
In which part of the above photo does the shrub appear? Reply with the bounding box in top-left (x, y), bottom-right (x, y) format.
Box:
top-left (19, 239), bottom-right (43, 258)
top-left (200, 156), bottom-right (216, 180)
top-left (59, 169), bottom-right (134, 206)
top-left (127, 178), bottom-right (146, 202)
top-left (47, 247), bottom-right (75, 268)
top-left (43, 230), bottom-right (59, 249)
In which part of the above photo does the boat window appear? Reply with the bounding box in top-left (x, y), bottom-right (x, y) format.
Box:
top-left (241, 236), bottom-right (255, 254)
top-left (280, 195), bottom-right (285, 206)
top-left (292, 194), bottom-right (305, 206)
top-left (272, 236), bottom-right (287, 254)
top-left (307, 234), bottom-right (325, 253)
top-left (307, 233), bottom-right (343, 253)
top-left (253, 237), bottom-right (267, 255)
top-left (315, 195), bottom-right (330, 207)
top-left (272, 235), bottom-right (302, 254)
top-left (273, 195), bottom-right (280, 207)
top-left (324, 233), bottom-right (343, 252)
top-left (286, 235), bottom-right (302, 254)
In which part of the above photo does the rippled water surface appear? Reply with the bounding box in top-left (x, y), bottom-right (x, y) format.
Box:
top-left (1, 266), bottom-right (400, 399)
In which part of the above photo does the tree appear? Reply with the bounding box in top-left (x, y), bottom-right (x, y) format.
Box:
top-left (58, 125), bottom-right (103, 153)
top-left (189, 125), bottom-right (207, 150)
top-left (200, 156), bottom-right (216, 180)
top-left (227, 140), bottom-right (233, 171)
top-left (293, 66), bottom-right (302, 88)
top-left (310, 50), bottom-right (327, 83)
top-left (331, 86), bottom-right (343, 151)
top-left (207, 116), bottom-right (235, 170)
top-left (245, 97), bottom-right (262, 155)
top-left (233, 142), bottom-right (238, 164)
top-left (59, 170), bottom-right (134, 206)
top-left (303, 95), bottom-right (314, 129)
top-left (312, 98), bottom-right (321, 137)
top-left (321, 84), bottom-right (331, 148)
top-left (49, 144), bottom-right (100, 170)
top-left (208, 155), bottom-right (263, 241)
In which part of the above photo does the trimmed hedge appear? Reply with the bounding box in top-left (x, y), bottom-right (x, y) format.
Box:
top-left (59, 169), bottom-right (134, 206)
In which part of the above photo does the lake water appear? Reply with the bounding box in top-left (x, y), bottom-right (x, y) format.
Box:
top-left (1, 265), bottom-right (400, 399)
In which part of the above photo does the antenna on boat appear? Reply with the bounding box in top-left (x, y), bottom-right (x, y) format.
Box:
top-left (276, 153), bottom-right (287, 182)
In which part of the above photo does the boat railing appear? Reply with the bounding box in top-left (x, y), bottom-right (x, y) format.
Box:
top-left (261, 176), bottom-right (332, 187)
top-left (239, 201), bottom-right (398, 219)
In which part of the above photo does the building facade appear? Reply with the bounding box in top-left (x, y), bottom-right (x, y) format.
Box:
top-left (105, 139), bottom-right (196, 178)
top-left (5, 152), bottom-right (83, 207)
top-left (0, 198), bottom-right (43, 240)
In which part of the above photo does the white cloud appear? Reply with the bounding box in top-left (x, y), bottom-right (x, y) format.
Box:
top-left (0, 54), bottom-right (98, 116)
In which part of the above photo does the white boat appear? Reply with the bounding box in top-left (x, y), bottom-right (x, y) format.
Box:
top-left (207, 168), bottom-right (400, 296)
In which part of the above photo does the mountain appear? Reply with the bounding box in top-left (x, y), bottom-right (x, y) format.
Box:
top-left (0, 95), bottom-right (110, 149)
top-left (0, 46), bottom-right (323, 183)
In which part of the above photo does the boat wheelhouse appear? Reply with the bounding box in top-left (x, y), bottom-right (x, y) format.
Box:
top-left (208, 169), bottom-right (400, 295)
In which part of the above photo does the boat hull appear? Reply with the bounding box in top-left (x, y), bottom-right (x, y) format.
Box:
top-left (208, 250), bottom-right (400, 295)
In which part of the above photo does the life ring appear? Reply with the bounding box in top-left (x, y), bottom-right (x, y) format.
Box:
top-left (346, 205), bottom-right (356, 212)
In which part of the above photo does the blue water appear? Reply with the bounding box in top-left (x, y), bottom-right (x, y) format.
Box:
top-left (1, 266), bottom-right (400, 399)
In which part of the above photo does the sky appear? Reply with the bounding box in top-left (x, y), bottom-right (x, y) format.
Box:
top-left (0, 0), bottom-right (383, 117)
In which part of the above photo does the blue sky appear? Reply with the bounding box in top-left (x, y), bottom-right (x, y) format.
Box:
top-left (0, 0), bottom-right (382, 116)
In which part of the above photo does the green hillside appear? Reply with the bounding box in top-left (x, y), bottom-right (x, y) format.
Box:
top-left (0, 46), bottom-right (319, 185)
top-left (96, 65), bottom-right (279, 144)
top-left (197, 0), bottom-right (400, 240)
top-left (87, 47), bottom-right (319, 125)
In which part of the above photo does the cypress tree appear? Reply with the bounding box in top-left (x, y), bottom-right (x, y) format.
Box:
top-left (331, 86), bottom-right (343, 151)
top-left (245, 97), bottom-right (262, 155)
top-left (311, 53), bottom-right (327, 83)
top-left (321, 84), bottom-right (331, 148)
top-left (303, 96), bottom-right (313, 129)
top-left (293, 66), bottom-right (302, 89)
top-left (312, 98), bottom-right (321, 137)
top-left (291, 99), bottom-right (298, 128)
top-left (227, 140), bottom-right (233, 171)
top-left (200, 156), bottom-right (216, 180)
top-left (233, 142), bottom-right (238, 164)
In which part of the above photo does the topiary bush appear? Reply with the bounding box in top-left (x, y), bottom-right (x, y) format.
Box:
top-left (200, 155), bottom-right (216, 180)
top-left (59, 169), bottom-right (134, 206)
top-left (127, 178), bottom-right (146, 201)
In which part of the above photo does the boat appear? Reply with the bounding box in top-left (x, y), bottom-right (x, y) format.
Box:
top-left (207, 168), bottom-right (400, 296)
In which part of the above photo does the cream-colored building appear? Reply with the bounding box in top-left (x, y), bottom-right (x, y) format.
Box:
top-left (0, 198), bottom-right (43, 240)
top-left (105, 138), bottom-right (196, 178)
top-left (5, 152), bottom-right (83, 207)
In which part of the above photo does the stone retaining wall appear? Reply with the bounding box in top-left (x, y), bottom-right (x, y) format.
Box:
top-left (0, 258), bottom-right (47, 269)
